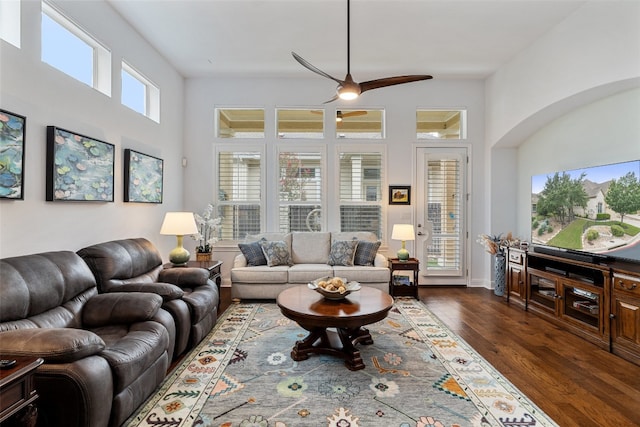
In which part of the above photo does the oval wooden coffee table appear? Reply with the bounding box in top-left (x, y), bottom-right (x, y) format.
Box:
top-left (276, 285), bottom-right (393, 370)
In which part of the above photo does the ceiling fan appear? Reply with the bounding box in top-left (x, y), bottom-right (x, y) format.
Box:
top-left (311, 109), bottom-right (368, 121)
top-left (292, 0), bottom-right (433, 103)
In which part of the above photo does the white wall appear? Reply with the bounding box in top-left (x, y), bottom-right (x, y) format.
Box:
top-left (516, 88), bottom-right (640, 238)
top-left (485, 1), bottom-right (640, 149)
top-left (0, 0), bottom-right (185, 258)
top-left (482, 0), bottom-right (640, 281)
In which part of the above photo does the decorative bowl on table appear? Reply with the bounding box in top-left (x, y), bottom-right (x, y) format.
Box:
top-left (308, 276), bottom-right (361, 300)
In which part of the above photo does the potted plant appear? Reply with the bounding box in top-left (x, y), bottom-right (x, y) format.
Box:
top-left (193, 204), bottom-right (222, 261)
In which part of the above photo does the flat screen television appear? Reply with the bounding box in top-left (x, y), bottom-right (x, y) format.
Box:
top-left (531, 159), bottom-right (640, 265)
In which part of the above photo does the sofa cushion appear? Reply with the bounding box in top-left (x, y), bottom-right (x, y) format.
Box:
top-left (354, 240), bottom-right (382, 266)
top-left (259, 240), bottom-right (293, 267)
top-left (238, 240), bottom-right (267, 266)
top-left (246, 233), bottom-right (291, 249)
top-left (231, 266), bottom-right (289, 284)
top-left (291, 232), bottom-right (330, 264)
top-left (332, 265), bottom-right (390, 283)
top-left (327, 239), bottom-right (358, 266)
top-left (288, 264), bottom-right (334, 284)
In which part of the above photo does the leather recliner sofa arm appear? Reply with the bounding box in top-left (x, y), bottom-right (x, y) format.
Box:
top-left (158, 267), bottom-right (211, 288)
top-left (102, 282), bottom-right (184, 301)
top-left (83, 292), bottom-right (163, 327)
top-left (0, 328), bottom-right (105, 363)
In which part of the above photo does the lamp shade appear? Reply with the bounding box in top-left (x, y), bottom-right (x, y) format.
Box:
top-left (392, 224), bottom-right (415, 261)
top-left (160, 212), bottom-right (198, 236)
top-left (391, 224), bottom-right (415, 241)
top-left (160, 212), bottom-right (198, 266)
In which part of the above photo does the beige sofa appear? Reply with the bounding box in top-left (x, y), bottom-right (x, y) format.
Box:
top-left (231, 231), bottom-right (390, 299)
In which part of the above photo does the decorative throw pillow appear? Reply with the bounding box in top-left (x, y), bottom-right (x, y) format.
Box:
top-left (327, 239), bottom-right (359, 266)
top-left (238, 240), bottom-right (267, 266)
top-left (354, 240), bottom-right (381, 266)
top-left (259, 240), bottom-right (293, 267)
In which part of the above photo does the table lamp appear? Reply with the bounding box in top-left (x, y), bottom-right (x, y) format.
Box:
top-left (160, 212), bottom-right (199, 266)
top-left (391, 224), bottom-right (415, 261)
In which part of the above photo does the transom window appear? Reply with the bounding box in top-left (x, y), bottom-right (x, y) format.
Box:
top-left (216, 108), bottom-right (265, 138)
top-left (1, 0), bottom-right (20, 48)
top-left (121, 61), bottom-right (160, 122)
top-left (41, 1), bottom-right (111, 96)
top-left (416, 110), bottom-right (466, 139)
top-left (277, 109), bottom-right (324, 139)
top-left (336, 109), bottom-right (384, 139)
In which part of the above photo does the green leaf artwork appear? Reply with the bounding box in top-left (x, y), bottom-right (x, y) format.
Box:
top-left (46, 127), bottom-right (114, 202)
top-left (0, 109), bottom-right (26, 199)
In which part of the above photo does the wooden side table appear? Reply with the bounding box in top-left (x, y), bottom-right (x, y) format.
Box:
top-left (388, 257), bottom-right (420, 298)
top-left (164, 260), bottom-right (223, 309)
top-left (0, 356), bottom-right (43, 426)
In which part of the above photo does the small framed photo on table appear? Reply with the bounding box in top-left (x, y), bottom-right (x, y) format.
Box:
top-left (389, 185), bottom-right (411, 205)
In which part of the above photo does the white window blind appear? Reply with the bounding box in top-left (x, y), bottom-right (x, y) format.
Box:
top-left (217, 151), bottom-right (262, 239)
top-left (426, 158), bottom-right (462, 271)
top-left (338, 151), bottom-right (384, 238)
top-left (278, 150), bottom-right (323, 232)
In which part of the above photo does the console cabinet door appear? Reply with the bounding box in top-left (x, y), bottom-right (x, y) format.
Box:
top-left (508, 264), bottom-right (525, 300)
top-left (559, 280), bottom-right (605, 337)
top-left (611, 273), bottom-right (640, 364)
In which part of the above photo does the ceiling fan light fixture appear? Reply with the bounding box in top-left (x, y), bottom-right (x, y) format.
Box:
top-left (338, 90), bottom-right (358, 101)
top-left (337, 82), bottom-right (360, 100)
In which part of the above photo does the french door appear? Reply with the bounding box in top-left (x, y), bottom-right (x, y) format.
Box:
top-left (415, 147), bottom-right (468, 285)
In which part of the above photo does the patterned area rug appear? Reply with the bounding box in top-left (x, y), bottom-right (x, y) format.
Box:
top-left (125, 298), bottom-right (557, 427)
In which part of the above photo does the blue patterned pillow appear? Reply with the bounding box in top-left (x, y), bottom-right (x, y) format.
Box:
top-left (238, 240), bottom-right (267, 266)
top-left (327, 240), bottom-right (359, 266)
top-left (259, 240), bottom-right (292, 267)
top-left (354, 240), bottom-right (381, 266)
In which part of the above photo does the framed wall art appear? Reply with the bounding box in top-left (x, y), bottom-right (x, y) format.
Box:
top-left (0, 109), bottom-right (26, 199)
top-left (389, 185), bottom-right (411, 205)
top-left (124, 149), bottom-right (163, 203)
top-left (46, 126), bottom-right (115, 202)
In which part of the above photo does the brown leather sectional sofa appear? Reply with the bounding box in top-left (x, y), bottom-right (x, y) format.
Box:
top-left (0, 239), bottom-right (220, 427)
top-left (78, 238), bottom-right (219, 359)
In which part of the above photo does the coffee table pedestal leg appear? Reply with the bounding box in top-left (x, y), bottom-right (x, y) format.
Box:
top-left (291, 326), bottom-right (372, 371)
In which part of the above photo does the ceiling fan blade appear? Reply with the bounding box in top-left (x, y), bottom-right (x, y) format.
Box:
top-left (292, 52), bottom-right (344, 86)
top-left (360, 75), bottom-right (433, 94)
top-left (341, 110), bottom-right (367, 118)
top-left (323, 94), bottom-right (340, 104)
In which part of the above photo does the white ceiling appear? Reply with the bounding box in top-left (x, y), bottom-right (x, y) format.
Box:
top-left (106, 0), bottom-right (586, 80)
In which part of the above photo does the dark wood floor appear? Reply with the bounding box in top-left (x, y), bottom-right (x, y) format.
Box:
top-left (217, 286), bottom-right (640, 427)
